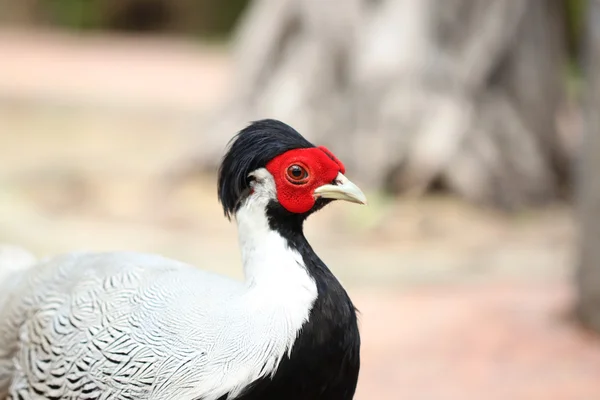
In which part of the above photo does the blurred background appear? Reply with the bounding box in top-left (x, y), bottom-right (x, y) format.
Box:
top-left (1, 0), bottom-right (600, 398)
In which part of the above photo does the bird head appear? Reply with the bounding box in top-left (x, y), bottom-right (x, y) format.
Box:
top-left (218, 119), bottom-right (367, 221)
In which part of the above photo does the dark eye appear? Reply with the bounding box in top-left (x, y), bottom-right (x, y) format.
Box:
top-left (286, 164), bottom-right (309, 184)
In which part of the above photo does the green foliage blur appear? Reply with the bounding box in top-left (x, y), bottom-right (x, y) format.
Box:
top-left (2, 0), bottom-right (251, 39)
top-left (566, 0), bottom-right (585, 58)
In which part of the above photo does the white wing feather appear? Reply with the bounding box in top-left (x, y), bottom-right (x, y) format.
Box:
top-left (0, 250), bottom-right (315, 400)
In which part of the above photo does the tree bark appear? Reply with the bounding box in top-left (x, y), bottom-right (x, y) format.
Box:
top-left (575, 0), bottom-right (600, 332)
top-left (188, 0), bottom-right (569, 209)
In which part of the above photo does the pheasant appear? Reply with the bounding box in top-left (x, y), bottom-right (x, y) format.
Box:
top-left (0, 119), bottom-right (366, 400)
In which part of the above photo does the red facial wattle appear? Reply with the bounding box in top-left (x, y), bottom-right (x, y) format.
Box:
top-left (318, 146), bottom-right (345, 174)
top-left (266, 147), bottom-right (345, 213)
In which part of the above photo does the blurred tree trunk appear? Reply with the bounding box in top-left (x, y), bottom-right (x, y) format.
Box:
top-left (190, 0), bottom-right (571, 209)
top-left (576, 0), bottom-right (600, 332)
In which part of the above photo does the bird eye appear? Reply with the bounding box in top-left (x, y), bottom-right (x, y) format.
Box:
top-left (286, 164), bottom-right (309, 184)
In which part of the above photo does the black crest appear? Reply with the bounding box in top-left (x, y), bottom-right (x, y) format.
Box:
top-left (217, 119), bottom-right (315, 219)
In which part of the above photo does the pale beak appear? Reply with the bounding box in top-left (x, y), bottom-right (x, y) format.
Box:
top-left (314, 172), bottom-right (368, 205)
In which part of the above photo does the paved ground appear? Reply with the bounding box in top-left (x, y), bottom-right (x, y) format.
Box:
top-left (355, 282), bottom-right (600, 400)
top-left (0, 28), bottom-right (598, 399)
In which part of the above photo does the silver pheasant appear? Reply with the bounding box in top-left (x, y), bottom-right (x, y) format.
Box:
top-left (0, 120), bottom-right (365, 400)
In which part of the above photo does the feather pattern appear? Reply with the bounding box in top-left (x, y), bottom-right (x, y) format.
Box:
top-left (0, 188), bottom-right (318, 400)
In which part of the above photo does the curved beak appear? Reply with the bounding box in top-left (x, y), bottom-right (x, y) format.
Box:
top-left (314, 172), bottom-right (368, 205)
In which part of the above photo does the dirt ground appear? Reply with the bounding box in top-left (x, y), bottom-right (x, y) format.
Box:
top-left (1, 29), bottom-right (599, 399)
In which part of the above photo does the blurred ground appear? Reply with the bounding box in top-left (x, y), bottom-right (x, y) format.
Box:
top-left (0, 29), bottom-right (599, 399)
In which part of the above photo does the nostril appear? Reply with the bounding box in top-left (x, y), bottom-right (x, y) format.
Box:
top-left (332, 175), bottom-right (345, 185)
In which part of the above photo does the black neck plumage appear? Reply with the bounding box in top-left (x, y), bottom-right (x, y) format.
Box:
top-left (220, 201), bottom-right (361, 400)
